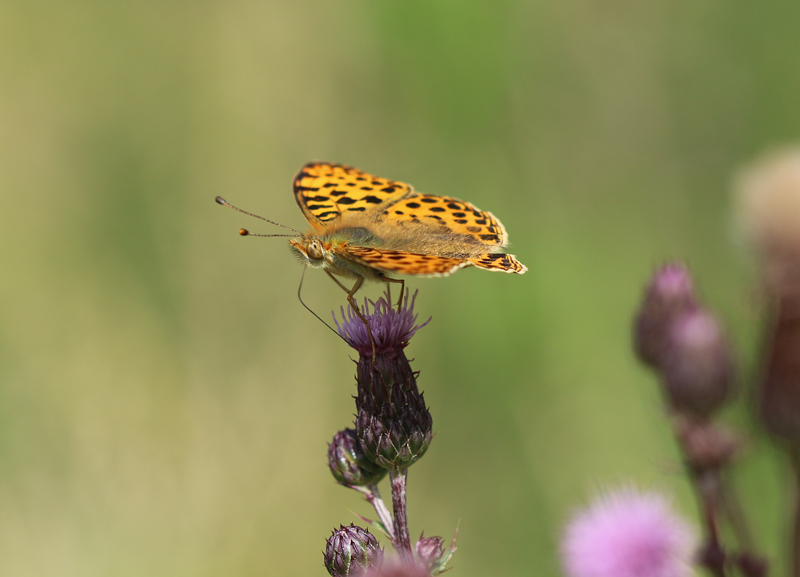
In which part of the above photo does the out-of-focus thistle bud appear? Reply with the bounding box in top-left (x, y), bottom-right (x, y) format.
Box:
top-left (334, 291), bottom-right (433, 471)
top-left (634, 263), bottom-right (697, 367)
top-left (328, 428), bottom-right (387, 487)
top-left (415, 534), bottom-right (444, 570)
top-left (324, 524), bottom-right (383, 577)
top-left (674, 417), bottom-right (741, 471)
top-left (660, 309), bottom-right (735, 417)
top-left (737, 148), bottom-right (800, 446)
top-left (634, 265), bottom-right (735, 417)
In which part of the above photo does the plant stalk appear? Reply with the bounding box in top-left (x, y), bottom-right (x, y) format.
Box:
top-left (390, 468), bottom-right (413, 563)
top-left (365, 483), bottom-right (396, 543)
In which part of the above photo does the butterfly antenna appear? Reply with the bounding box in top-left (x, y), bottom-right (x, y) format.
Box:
top-left (238, 229), bottom-right (295, 238)
top-left (297, 268), bottom-right (348, 343)
top-left (215, 196), bottom-right (303, 234)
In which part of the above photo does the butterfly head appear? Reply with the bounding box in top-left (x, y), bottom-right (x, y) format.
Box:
top-left (289, 236), bottom-right (329, 269)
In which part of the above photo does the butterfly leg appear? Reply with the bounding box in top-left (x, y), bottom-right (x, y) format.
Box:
top-left (384, 277), bottom-right (405, 312)
top-left (325, 271), bottom-right (376, 360)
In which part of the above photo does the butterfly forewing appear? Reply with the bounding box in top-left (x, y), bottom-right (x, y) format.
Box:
top-left (294, 162), bottom-right (414, 228)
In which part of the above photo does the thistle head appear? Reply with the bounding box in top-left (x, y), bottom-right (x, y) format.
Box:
top-left (328, 428), bottom-right (387, 487)
top-left (334, 290), bottom-right (430, 357)
top-left (634, 265), bottom-right (735, 418)
top-left (334, 290), bottom-right (433, 471)
top-left (324, 524), bottom-right (383, 577)
top-left (634, 263), bottom-right (697, 367)
top-left (736, 147), bottom-right (800, 446)
top-left (561, 488), bottom-right (697, 577)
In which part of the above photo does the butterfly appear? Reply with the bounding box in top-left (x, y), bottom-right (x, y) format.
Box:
top-left (217, 162), bottom-right (526, 343)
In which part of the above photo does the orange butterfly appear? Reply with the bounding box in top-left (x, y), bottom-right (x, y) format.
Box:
top-left (217, 162), bottom-right (526, 338)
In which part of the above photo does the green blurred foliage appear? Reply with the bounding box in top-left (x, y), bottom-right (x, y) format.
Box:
top-left (1, 0), bottom-right (799, 575)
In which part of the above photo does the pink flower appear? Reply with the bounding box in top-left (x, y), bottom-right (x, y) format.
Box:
top-left (561, 488), bottom-right (697, 577)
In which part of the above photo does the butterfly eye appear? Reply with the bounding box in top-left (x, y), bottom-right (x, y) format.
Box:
top-left (307, 240), bottom-right (324, 260)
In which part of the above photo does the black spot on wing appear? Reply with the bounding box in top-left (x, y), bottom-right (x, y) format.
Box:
top-left (336, 197), bottom-right (357, 205)
top-left (296, 186), bottom-right (320, 192)
top-left (317, 211), bottom-right (339, 220)
top-left (480, 234), bottom-right (499, 242)
top-left (429, 207), bottom-right (446, 213)
top-left (362, 195), bottom-right (382, 204)
top-left (420, 197), bottom-right (437, 203)
top-left (406, 202), bottom-right (421, 209)
top-left (348, 207), bottom-right (367, 212)
top-left (307, 203), bottom-right (333, 210)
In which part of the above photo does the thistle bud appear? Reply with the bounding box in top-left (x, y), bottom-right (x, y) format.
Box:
top-left (634, 263), bottom-right (697, 367)
top-left (674, 417), bottom-right (741, 471)
top-left (415, 534), bottom-right (445, 569)
top-left (328, 428), bottom-right (387, 487)
top-left (335, 292), bottom-right (433, 471)
top-left (660, 309), bottom-right (735, 417)
top-left (324, 524), bottom-right (383, 577)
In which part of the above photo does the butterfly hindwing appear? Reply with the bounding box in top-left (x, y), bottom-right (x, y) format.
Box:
top-left (380, 193), bottom-right (508, 247)
top-left (469, 253), bottom-right (528, 274)
top-left (343, 246), bottom-right (471, 277)
top-left (294, 162), bottom-right (413, 228)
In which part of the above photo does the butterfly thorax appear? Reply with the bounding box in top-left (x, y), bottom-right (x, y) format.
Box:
top-left (289, 228), bottom-right (389, 282)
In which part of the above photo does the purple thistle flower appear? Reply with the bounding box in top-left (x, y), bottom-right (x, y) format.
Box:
top-left (562, 488), bottom-right (697, 577)
top-left (363, 556), bottom-right (431, 577)
top-left (333, 290), bottom-right (433, 471)
top-left (333, 291), bottom-right (431, 357)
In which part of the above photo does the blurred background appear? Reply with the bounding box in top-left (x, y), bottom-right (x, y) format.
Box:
top-left (1, 0), bottom-right (799, 575)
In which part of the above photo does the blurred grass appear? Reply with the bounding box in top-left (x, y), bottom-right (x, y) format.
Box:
top-left (1, 0), bottom-right (800, 575)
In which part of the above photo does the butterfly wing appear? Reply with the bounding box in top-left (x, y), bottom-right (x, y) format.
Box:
top-left (341, 246), bottom-right (527, 276)
top-left (294, 162), bottom-right (414, 229)
top-left (380, 193), bottom-right (508, 247)
top-left (343, 246), bottom-right (471, 277)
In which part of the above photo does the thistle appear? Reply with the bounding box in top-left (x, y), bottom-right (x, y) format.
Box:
top-left (334, 291), bottom-right (433, 472)
top-left (332, 290), bottom-right (437, 564)
top-left (328, 428), bottom-right (387, 489)
top-left (634, 264), bottom-right (735, 419)
top-left (324, 524), bottom-right (383, 577)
